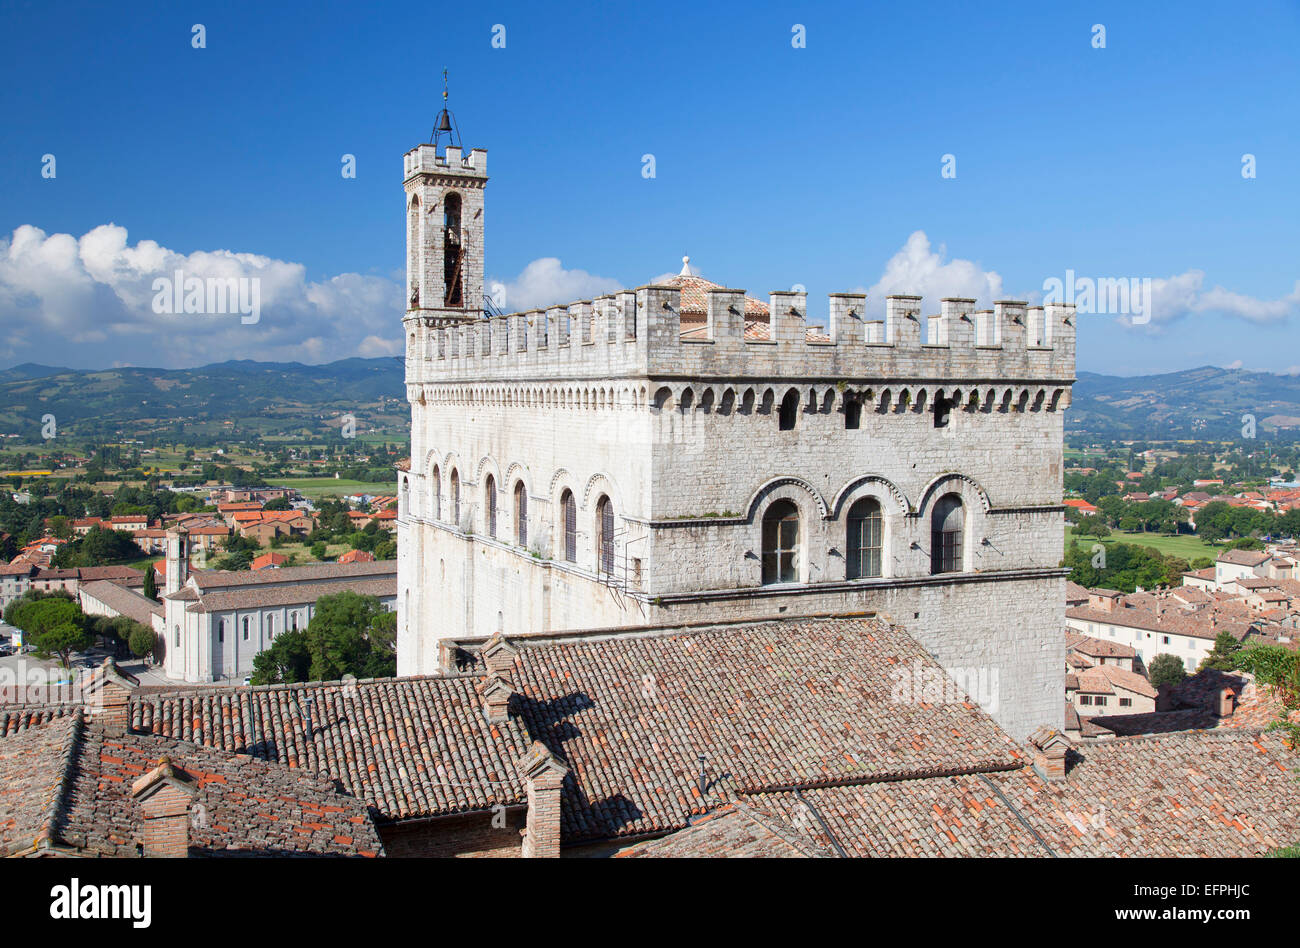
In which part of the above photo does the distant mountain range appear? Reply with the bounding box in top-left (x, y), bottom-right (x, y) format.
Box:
top-left (1070, 366), bottom-right (1300, 439)
top-left (2, 359), bottom-right (1298, 443)
top-left (0, 358), bottom-right (408, 443)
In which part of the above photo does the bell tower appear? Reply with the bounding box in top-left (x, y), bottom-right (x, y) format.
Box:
top-left (402, 71), bottom-right (487, 327)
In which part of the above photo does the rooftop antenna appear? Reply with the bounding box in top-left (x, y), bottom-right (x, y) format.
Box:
top-left (430, 68), bottom-right (462, 150)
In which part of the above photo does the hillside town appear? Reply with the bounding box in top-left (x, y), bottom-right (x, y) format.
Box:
top-left (0, 109), bottom-right (1295, 872)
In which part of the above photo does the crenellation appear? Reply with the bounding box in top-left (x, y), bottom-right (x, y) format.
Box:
top-left (994, 300), bottom-right (1027, 351)
top-left (885, 295), bottom-right (922, 348)
top-left (828, 293), bottom-right (866, 346)
top-left (403, 292), bottom-right (1076, 387)
top-left (403, 143), bottom-right (488, 179)
top-left (769, 290), bottom-right (807, 345)
top-left (706, 288), bottom-right (745, 343)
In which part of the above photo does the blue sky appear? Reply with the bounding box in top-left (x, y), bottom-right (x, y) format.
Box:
top-left (1, 0), bottom-right (1297, 374)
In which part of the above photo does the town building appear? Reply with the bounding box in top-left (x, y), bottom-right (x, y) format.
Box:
top-left (159, 526), bottom-right (396, 683)
top-left (394, 122), bottom-right (1077, 740)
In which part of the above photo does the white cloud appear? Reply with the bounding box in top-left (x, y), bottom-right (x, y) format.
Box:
top-left (0, 223), bottom-right (404, 368)
top-left (858, 231), bottom-right (1003, 315)
top-left (488, 257), bottom-right (623, 313)
top-left (0, 225), bottom-right (627, 369)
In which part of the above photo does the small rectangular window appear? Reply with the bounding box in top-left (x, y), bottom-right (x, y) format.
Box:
top-left (1119, 697), bottom-right (1132, 707)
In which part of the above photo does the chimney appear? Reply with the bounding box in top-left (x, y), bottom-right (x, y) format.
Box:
top-left (82, 657), bottom-right (139, 730)
top-left (480, 633), bottom-right (519, 686)
top-left (479, 674), bottom-right (514, 724)
top-left (1028, 727), bottom-right (1070, 783)
top-left (131, 757), bottom-right (197, 858)
top-left (1217, 687), bottom-right (1237, 718)
top-left (517, 742), bottom-right (569, 858)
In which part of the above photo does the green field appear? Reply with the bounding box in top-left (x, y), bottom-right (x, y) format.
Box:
top-left (268, 476), bottom-right (394, 499)
top-left (1066, 525), bottom-right (1220, 561)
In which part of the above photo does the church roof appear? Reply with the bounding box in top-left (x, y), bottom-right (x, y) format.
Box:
top-left (663, 262), bottom-right (830, 343)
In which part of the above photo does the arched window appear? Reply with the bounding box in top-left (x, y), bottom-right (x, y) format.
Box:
top-left (217, 619), bottom-right (225, 643)
top-left (514, 481), bottom-right (528, 546)
top-left (290, 611), bottom-right (299, 632)
top-left (485, 474), bottom-right (497, 538)
top-left (242, 616), bottom-right (250, 640)
top-left (443, 192), bottom-right (463, 306)
top-left (431, 465), bottom-right (442, 520)
top-left (267, 614), bottom-right (275, 640)
top-left (596, 495), bottom-right (614, 576)
top-left (931, 494), bottom-right (965, 574)
top-left (778, 390), bottom-right (799, 430)
top-left (450, 469), bottom-right (460, 526)
top-left (761, 500), bottom-right (800, 584)
top-left (408, 195), bottom-right (421, 307)
top-left (560, 489), bottom-right (577, 562)
top-left (174, 625), bottom-right (179, 647)
top-left (846, 498), bottom-right (883, 579)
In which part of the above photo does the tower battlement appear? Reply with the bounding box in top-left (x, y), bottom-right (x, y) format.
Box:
top-left (403, 287), bottom-right (1075, 385)
top-left (403, 143), bottom-right (488, 180)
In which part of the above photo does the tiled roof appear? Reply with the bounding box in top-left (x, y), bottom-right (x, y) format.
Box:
top-left (182, 560), bottom-right (396, 592)
top-left (0, 710), bottom-right (383, 856)
top-left (992, 731), bottom-right (1300, 857)
top-left (1072, 664), bottom-right (1157, 699)
top-left (0, 710), bottom-right (78, 856)
top-left (1066, 603), bottom-right (1250, 642)
top-left (749, 770), bottom-right (1057, 857)
top-left (1218, 550), bottom-right (1270, 567)
top-left (1064, 581), bottom-right (1090, 603)
top-left (639, 730), bottom-right (1300, 857)
top-left (131, 616), bottom-right (1021, 844)
top-left (131, 676), bottom-right (532, 821)
top-left (661, 273), bottom-right (769, 318)
top-left (505, 617), bottom-right (1024, 842)
top-left (1065, 629), bottom-right (1136, 659)
top-left (615, 800), bottom-right (832, 858)
top-left (79, 580), bottom-right (162, 624)
top-left (185, 575), bottom-right (396, 613)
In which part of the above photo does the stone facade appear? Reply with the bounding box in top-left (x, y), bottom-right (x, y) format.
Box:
top-left (396, 135), bottom-right (1075, 740)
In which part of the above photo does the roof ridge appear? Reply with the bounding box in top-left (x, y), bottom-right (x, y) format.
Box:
top-left (36, 708), bottom-right (84, 853)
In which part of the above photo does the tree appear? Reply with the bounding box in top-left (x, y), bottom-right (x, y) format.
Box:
top-left (305, 591), bottom-right (395, 681)
top-left (1198, 630), bottom-right (1242, 672)
top-left (212, 551), bottom-right (251, 571)
top-left (128, 623), bottom-right (157, 660)
top-left (1148, 653), bottom-right (1187, 689)
top-left (1235, 644), bottom-right (1300, 748)
top-left (142, 564), bottom-right (158, 601)
top-left (263, 496), bottom-right (292, 511)
top-left (251, 628), bottom-right (312, 685)
top-left (35, 621), bottom-right (94, 668)
top-left (310, 541), bottom-right (328, 561)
